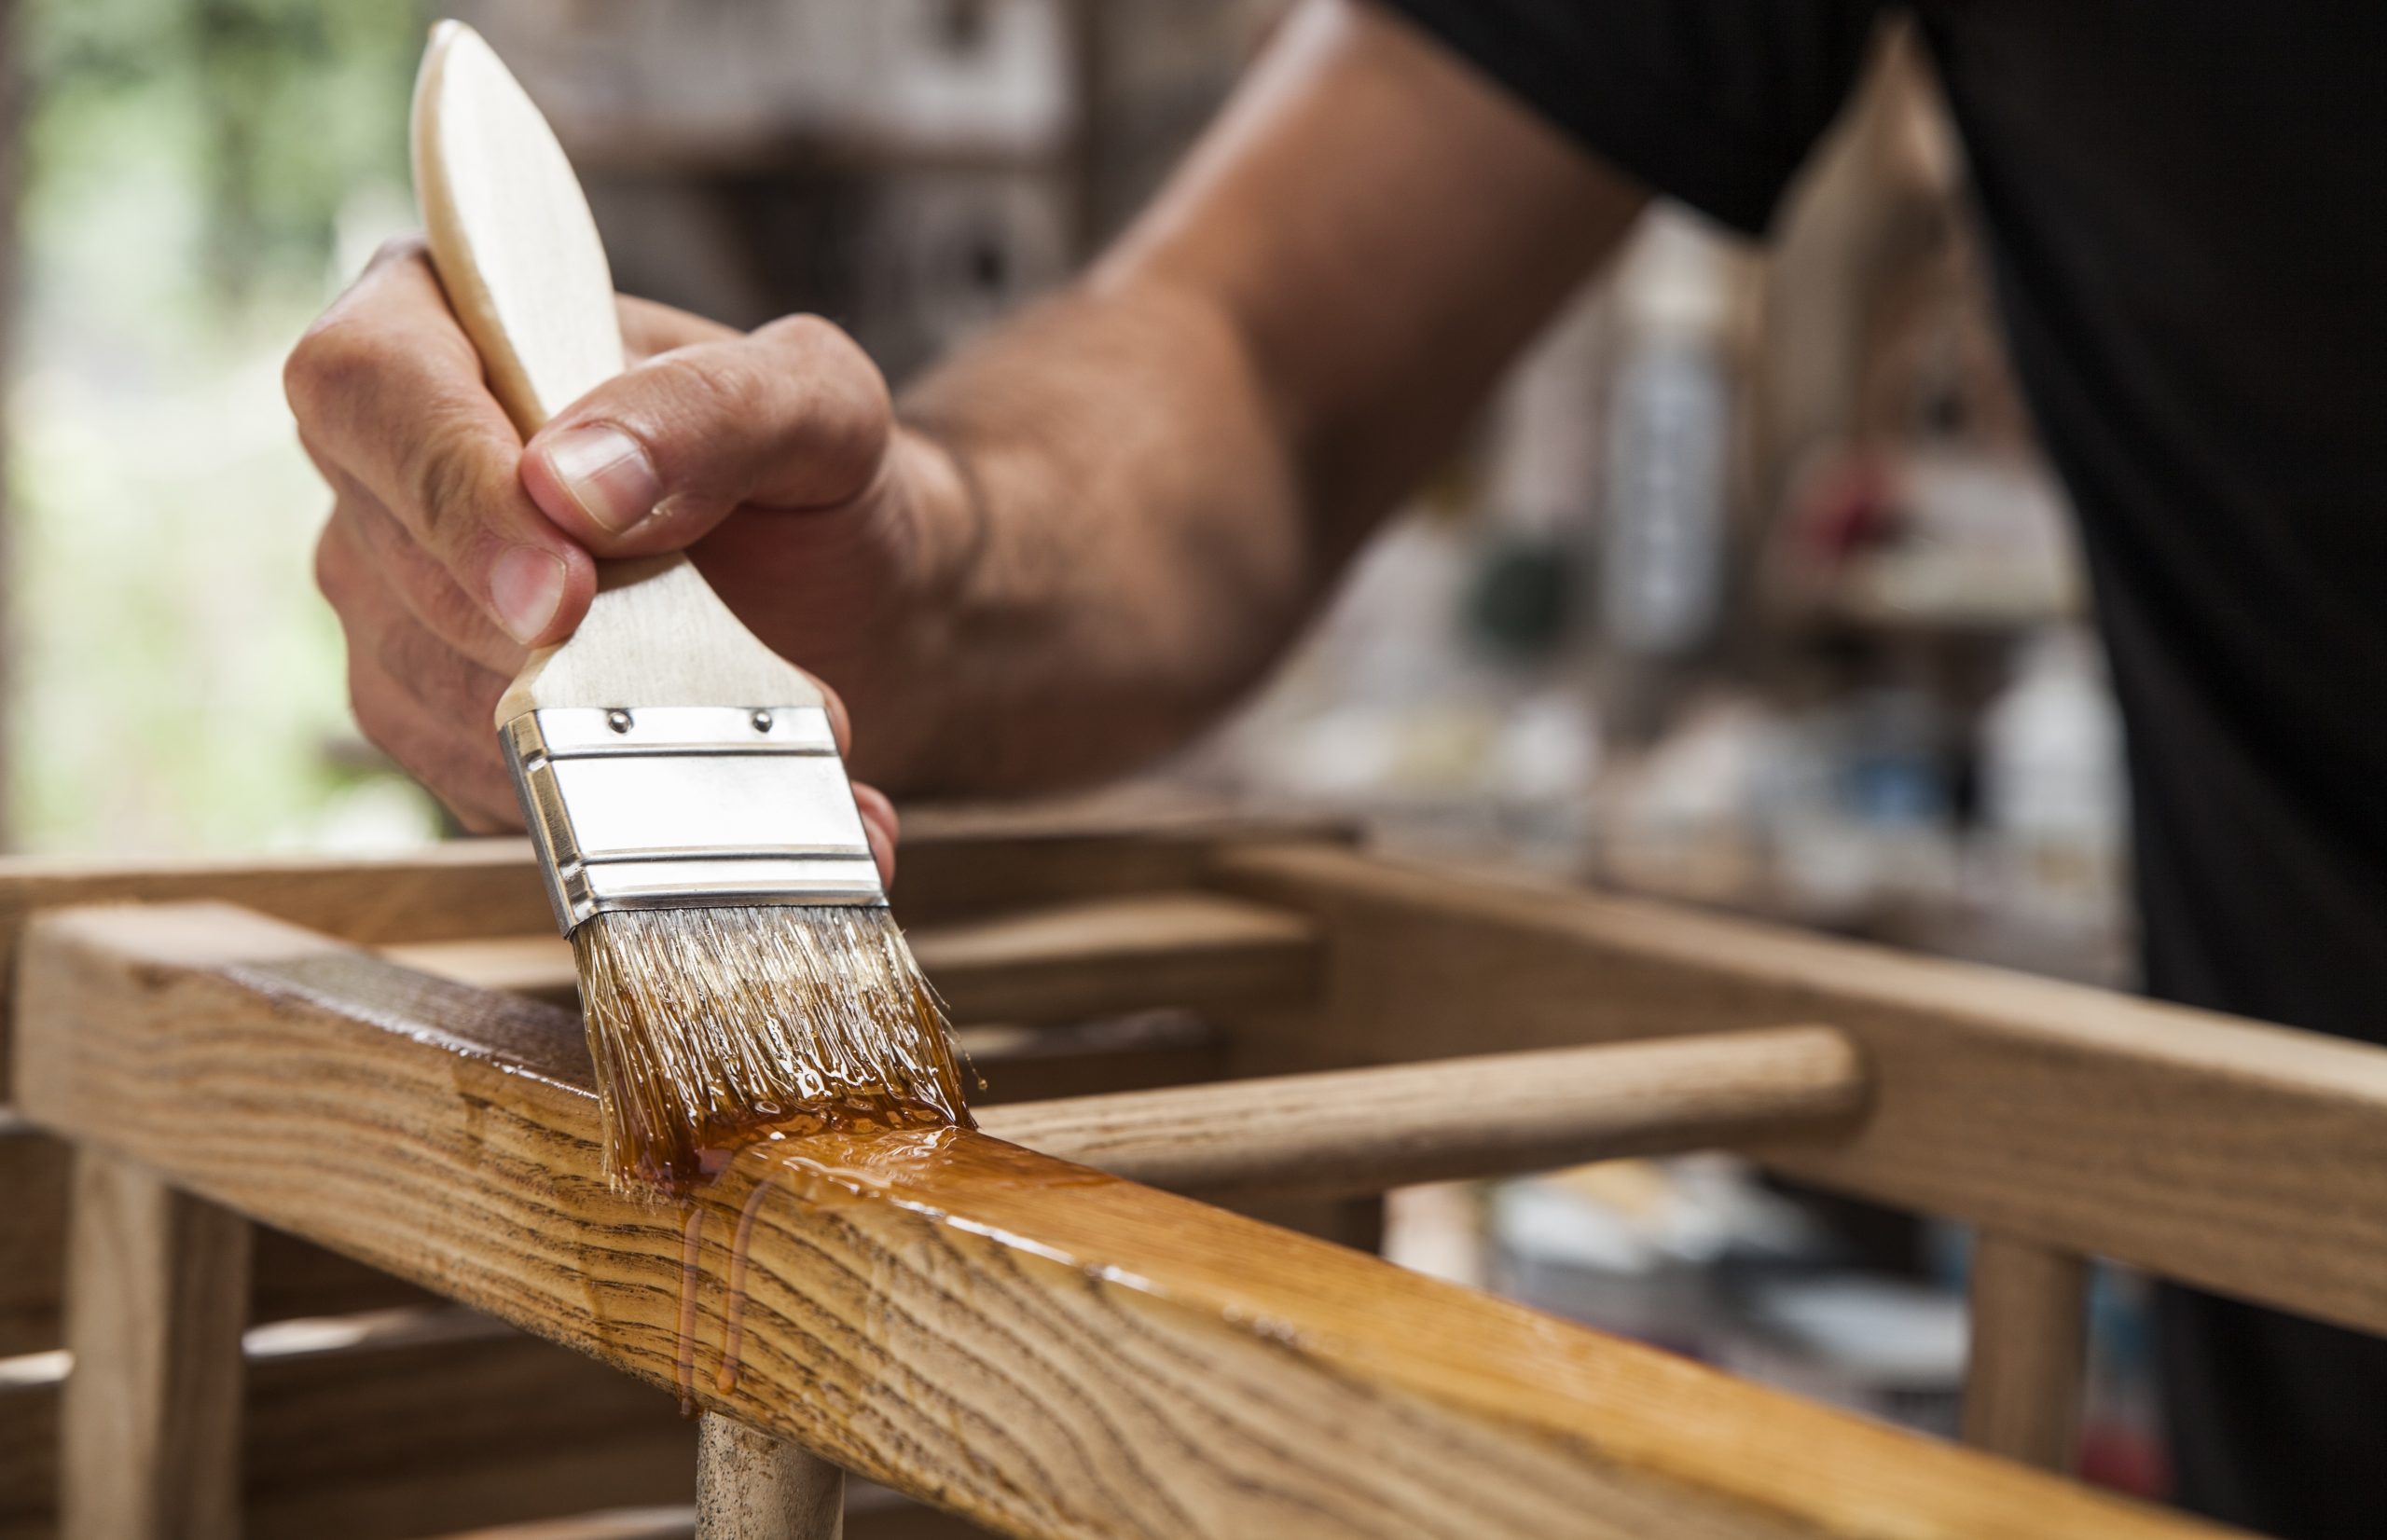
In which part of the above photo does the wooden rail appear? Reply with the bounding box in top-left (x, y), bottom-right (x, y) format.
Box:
top-left (11, 901), bottom-right (2225, 1540)
top-left (1214, 843), bottom-right (2387, 1339)
top-left (0, 1012), bottom-right (1222, 1363)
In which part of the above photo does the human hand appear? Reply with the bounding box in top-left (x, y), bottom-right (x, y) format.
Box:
top-left (288, 239), bottom-right (963, 880)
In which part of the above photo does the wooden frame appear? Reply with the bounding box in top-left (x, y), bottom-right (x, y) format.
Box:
top-left (5, 809), bottom-right (2369, 1537)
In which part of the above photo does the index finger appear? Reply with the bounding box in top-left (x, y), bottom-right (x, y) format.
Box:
top-left (286, 238), bottom-right (596, 647)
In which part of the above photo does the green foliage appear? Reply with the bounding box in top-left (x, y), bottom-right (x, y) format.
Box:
top-left (8, 0), bottom-right (439, 854)
top-left (29, 0), bottom-right (422, 313)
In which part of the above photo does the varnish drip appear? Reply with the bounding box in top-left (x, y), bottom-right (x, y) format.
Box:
top-left (674, 1205), bottom-right (707, 1416)
top-left (669, 1120), bottom-right (1105, 1412)
top-left (714, 1165), bottom-right (780, 1394)
top-left (573, 904), bottom-right (974, 1194)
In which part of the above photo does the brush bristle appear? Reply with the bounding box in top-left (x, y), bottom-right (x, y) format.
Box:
top-left (571, 905), bottom-right (972, 1193)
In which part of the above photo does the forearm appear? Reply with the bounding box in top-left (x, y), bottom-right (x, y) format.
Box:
top-left (849, 0), bottom-right (1644, 797)
top-left (880, 276), bottom-right (1314, 795)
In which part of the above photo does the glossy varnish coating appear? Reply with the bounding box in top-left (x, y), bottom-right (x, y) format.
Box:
top-left (12, 901), bottom-right (2237, 1540)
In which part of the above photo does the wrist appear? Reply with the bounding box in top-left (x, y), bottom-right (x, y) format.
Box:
top-left (839, 426), bottom-right (986, 794)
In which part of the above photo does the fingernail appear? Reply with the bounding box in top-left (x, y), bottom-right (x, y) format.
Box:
top-left (541, 425), bottom-right (662, 532)
top-left (490, 545), bottom-right (568, 644)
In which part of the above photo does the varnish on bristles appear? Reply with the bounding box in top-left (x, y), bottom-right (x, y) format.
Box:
top-left (572, 905), bottom-right (973, 1193)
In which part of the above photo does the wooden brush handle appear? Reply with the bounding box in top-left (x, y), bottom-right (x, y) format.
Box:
top-left (410, 21), bottom-right (825, 722)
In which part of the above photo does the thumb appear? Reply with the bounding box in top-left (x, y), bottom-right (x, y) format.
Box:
top-left (519, 313), bottom-right (892, 557)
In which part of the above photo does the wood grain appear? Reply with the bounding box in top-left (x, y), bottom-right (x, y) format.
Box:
top-left (59, 1148), bottom-right (251, 1540)
top-left (0, 1011), bottom-right (1221, 1359)
top-left (382, 892), bottom-right (1320, 1024)
top-left (697, 1415), bottom-right (843, 1540)
top-left (980, 1025), bottom-right (1865, 1199)
top-left (1213, 843), bottom-right (2387, 1338)
top-left (1962, 1232), bottom-right (2089, 1472)
top-left (14, 901), bottom-right (2232, 1540)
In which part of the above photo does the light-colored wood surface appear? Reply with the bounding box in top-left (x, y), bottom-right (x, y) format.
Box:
top-left (59, 1148), bottom-right (251, 1540)
top-left (417, 23), bottom-right (828, 724)
top-left (1213, 843), bottom-right (2387, 1338)
top-left (382, 892), bottom-right (1320, 1023)
top-left (15, 901), bottom-right (2234, 1540)
top-left (697, 1415), bottom-right (843, 1540)
top-left (981, 1025), bottom-right (1864, 1199)
top-left (1962, 1232), bottom-right (2090, 1472)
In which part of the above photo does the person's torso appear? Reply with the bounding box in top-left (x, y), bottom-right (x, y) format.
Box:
top-left (1917, 0), bottom-right (2387, 1035)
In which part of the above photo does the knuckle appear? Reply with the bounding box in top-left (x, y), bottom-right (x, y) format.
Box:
top-left (283, 315), bottom-right (377, 424)
top-left (365, 233), bottom-right (428, 273)
top-left (406, 418), bottom-right (492, 555)
top-left (312, 520), bottom-right (350, 607)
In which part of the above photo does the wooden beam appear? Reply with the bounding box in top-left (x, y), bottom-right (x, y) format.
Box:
top-left (379, 892), bottom-right (1320, 1024)
top-left (13, 901), bottom-right (2229, 1540)
top-left (697, 1415), bottom-right (843, 1540)
top-left (980, 1026), bottom-right (1864, 1199)
top-left (0, 1014), bottom-right (1222, 1359)
top-left (1211, 843), bottom-right (2387, 1339)
top-left (59, 1148), bottom-right (251, 1540)
top-left (1962, 1232), bottom-right (2090, 1472)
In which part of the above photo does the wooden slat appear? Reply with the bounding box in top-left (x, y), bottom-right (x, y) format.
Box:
top-left (0, 1310), bottom-right (698, 1540)
top-left (697, 1415), bottom-right (843, 1540)
top-left (0, 1014), bottom-right (1220, 1360)
top-left (379, 893), bottom-right (1320, 1024)
top-left (59, 1148), bottom-right (251, 1540)
top-left (1212, 843), bottom-right (2387, 1339)
top-left (979, 1026), bottom-right (1864, 1199)
top-left (13, 901), bottom-right (2230, 1540)
top-left (1962, 1232), bottom-right (2090, 1472)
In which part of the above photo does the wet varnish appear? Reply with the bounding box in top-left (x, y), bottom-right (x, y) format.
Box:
top-left (667, 1119), bottom-right (1111, 1415)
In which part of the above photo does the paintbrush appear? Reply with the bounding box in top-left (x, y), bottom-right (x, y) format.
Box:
top-left (410, 21), bottom-right (969, 1192)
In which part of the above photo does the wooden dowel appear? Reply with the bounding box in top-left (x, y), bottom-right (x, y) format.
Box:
top-left (1962, 1231), bottom-right (2090, 1471)
top-left (60, 1148), bottom-right (252, 1540)
top-left (980, 1025), bottom-right (1868, 1199)
top-left (696, 1414), bottom-right (843, 1539)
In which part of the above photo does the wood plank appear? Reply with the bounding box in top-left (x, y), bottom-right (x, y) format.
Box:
top-left (978, 1026), bottom-right (1864, 1199)
top-left (0, 1015), bottom-right (1220, 1359)
top-left (1962, 1232), bottom-right (2089, 1472)
top-left (14, 901), bottom-right (2231, 1540)
top-left (1211, 843), bottom-right (2387, 1338)
top-left (0, 1309), bottom-right (698, 1540)
top-left (59, 1148), bottom-right (251, 1540)
top-left (697, 1415), bottom-right (843, 1540)
top-left (379, 893), bottom-right (1320, 1024)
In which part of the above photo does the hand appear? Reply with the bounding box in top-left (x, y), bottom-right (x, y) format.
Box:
top-left (288, 238), bottom-right (962, 883)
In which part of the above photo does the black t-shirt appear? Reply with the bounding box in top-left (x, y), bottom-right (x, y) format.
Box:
top-left (1383, 0), bottom-right (2387, 1046)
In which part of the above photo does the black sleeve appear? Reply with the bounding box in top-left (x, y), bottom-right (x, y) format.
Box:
top-left (1374, 0), bottom-right (1889, 236)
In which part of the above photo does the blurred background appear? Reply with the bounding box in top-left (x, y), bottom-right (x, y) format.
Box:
top-left (0, 0), bottom-right (2156, 1507)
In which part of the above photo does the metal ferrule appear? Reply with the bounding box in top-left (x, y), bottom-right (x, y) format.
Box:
top-left (501, 705), bottom-right (887, 936)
